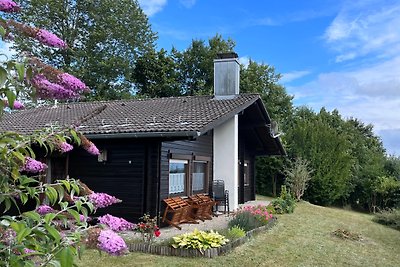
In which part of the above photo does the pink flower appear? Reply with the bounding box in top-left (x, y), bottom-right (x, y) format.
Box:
top-left (35, 29), bottom-right (67, 49)
top-left (79, 214), bottom-right (87, 222)
top-left (21, 157), bottom-right (48, 173)
top-left (85, 142), bottom-right (100, 155)
top-left (36, 205), bottom-right (54, 215)
top-left (59, 142), bottom-right (73, 153)
top-left (12, 100), bottom-right (24, 109)
top-left (0, 0), bottom-right (20, 12)
top-left (98, 214), bottom-right (135, 232)
top-left (88, 193), bottom-right (122, 209)
top-left (2, 99), bottom-right (24, 110)
top-left (97, 229), bottom-right (127, 256)
top-left (58, 73), bottom-right (88, 93)
top-left (31, 74), bottom-right (79, 100)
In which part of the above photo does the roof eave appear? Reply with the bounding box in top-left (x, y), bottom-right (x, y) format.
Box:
top-left (84, 130), bottom-right (201, 140)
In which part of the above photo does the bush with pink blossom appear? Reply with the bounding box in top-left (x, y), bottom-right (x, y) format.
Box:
top-left (0, 2), bottom-right (127, 265)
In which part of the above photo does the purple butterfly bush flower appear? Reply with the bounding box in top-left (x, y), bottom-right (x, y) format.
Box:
top-left (98, 214), bottom-right (135, 232)
top-left (36, 205), bottom-right (55, 215)
top-left (31, 74), bottom-right (79, 100)
top-left (21, 157), bottom-right (47, 173)
top-left (97, 229), bottom-right (127, 256)
top-left (88, 193), bottom-right (122, 209)
top-left (12, 100), bottom-right (24, 109)
top-left (2, 229), bottom-right (16, 245)
top-left (2, 99), bottom-right (24, 110)
top-left (23, 248), bottom-right (36, 254)
top-left (58, 73), bottom-right (88, 93)
top-left (35, 29), bottom-right (67, 49)
top-left (0, 0), bottom-right (20, 13)
top-left (85, 142), bottom-right (100, 155)
top-left (59, 142), bottom-right (73, 153)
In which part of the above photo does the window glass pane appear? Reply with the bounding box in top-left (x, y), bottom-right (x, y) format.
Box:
top-left (169, 160), bottom-right (187, 194)
top-left (193, 161), bottom-right (207, 192)
top-left (244, 162), bottom-right (250, 185)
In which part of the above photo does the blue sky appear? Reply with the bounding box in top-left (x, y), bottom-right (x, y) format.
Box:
top-left (138, 0), bottom-right (400, 156)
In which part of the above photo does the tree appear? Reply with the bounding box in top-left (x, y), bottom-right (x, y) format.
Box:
top-left (7, 0), bottom-right (157, 100)
top-left (132, 48), bottom-right (180, 98)
top-left (240, 60), bottom-right (294, 197)
top-left (343, 118), bottom-right (387, 210)
top-left (172, 34), bottom-right (235, 96)
top-left (284, 157), bottom-right (313, 201)
top-left (285, 108), bottom-right (354, 205)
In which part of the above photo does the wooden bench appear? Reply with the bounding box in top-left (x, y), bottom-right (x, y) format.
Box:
top-left (187, 194), bottom-right (215, 221)
top-left (162, 197), bottom-right (198, 230)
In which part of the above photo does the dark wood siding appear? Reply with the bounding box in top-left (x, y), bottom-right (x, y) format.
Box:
top-left (68, 138), bottom-right (160, 222)
top-left (159, 132), bottom-right (213, 202)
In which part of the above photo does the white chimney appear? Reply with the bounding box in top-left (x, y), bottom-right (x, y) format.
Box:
top-left (214, 52), bottom-right (240, 99)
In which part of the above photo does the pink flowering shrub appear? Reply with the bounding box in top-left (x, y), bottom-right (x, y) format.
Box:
top-left (241, 205), bottom-right (274, 224)
top-left (21, 157), bottom-right (47, 173)
top-left (2, 99), bottom-right (24, 109)
top-left (0, 0), bottom-right (19, 13)
top-left (59, 142), bottom-right (73, 153)
top-left (58, 73), bottom-right (88, 92)
top-left (35, 29), bottom-right (67, 49)
top-left (79, 134), bottom-right (100, 155)
top-left (98, 214), bottom-right (135, 232)
top-left (88, 193), bottom-right (122, 209)
top-left (97, 229), bottom-right (127, 256)
top-left (85, 142), bottom-right (100, 155)
top-left (36, 205), bottom-right (55, 215)
top-left (31, 74), bottom-right (79, 100)
top-left (228, 204), bottom-right (275, 232)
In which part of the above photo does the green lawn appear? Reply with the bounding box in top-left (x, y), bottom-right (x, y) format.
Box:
top-left (78, 201), bottom-right (400, 267)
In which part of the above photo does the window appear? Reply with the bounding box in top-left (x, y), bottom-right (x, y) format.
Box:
top-left (192, 161), bottom-right (207, 193)
top-left (169, 159), bottom-right (188, 195)
top-left (168, 156), bottom-right (210, 196)
top-left (244, 161), bottom-right (250, 186)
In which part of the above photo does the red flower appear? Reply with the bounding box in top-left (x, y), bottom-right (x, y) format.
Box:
top-left (154, 230), bottom-right (161, 237)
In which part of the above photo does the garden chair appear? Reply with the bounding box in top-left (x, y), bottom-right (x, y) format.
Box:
top-left (162, 197), bottom-right (198, 230)
top-left (212, 180), bottom-right (229, 214)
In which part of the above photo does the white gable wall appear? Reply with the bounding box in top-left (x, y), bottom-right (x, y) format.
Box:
top-left (213, 114), bottom-right (239, 211)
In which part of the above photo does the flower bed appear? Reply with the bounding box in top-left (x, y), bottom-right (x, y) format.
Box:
top-left (128, 216), bottom-right (276, 258)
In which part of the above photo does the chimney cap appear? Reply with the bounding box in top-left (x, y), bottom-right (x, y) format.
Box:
top-left (216, 52), bottom-right (238, 60)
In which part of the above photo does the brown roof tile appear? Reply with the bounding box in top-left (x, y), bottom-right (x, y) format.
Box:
top-left (0, 94), bottom-right (261, 137)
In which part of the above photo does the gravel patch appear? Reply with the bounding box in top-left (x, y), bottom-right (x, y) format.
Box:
top-left (120, 200), bottom-right (270, 243)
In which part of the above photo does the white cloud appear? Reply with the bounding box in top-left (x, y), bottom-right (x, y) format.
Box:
top-left (137, 0), bottom-right (167, 17)
top-left (280, 70), bottom-right (311, 84)
top-left (324, 2), bottom-right (400, 62)
top-left (238, 56), bottom-right (250, 68)
top-left (180, 0), bottom-right (196, 8)
top-left (287, 56), bottom-right (400, 155)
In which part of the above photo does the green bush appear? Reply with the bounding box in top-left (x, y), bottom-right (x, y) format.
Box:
top-left (272, 185), bottom-right (296, 214)
top-left (171, 229), bottom-right (229, 253)
top-left (373, 209), bottom-right (400, 230)
top-left (228, 211), bottom-right (263, 232)
top-left (225, 226), bottom-right (246, 240)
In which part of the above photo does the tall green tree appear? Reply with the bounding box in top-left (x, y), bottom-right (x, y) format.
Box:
top-left (132, 48), bottom-right (180, 98)
top-left (285, 107), bottom-right (354, 205)
top-left (240, 60), bottom-right (294, 196)
top-left (8, 0), bottom-right (157, 100)
top-left (172, 34), bottom-right (235, 96)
